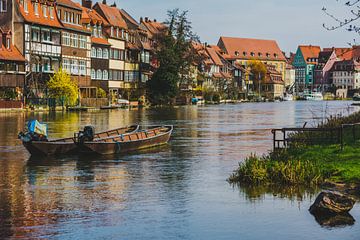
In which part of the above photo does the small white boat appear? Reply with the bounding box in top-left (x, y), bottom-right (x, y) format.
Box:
top-left (305, 91), bottom-right (323, 101)
top-left (283, 93), bottom-right (294, 101)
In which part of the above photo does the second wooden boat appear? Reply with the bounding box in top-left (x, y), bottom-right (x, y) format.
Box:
top-left (79, 126), bottom-right (173, 155)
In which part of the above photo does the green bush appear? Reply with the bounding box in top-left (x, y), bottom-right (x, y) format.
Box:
top-left (97, 88), bottom-right (107, 98)
top-left (229, 154), bottom-right (326, 186)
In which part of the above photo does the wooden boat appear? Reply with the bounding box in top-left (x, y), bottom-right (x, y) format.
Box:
top-left (21, 125), bottom-right (139, 156)
top-left (79, 126), bottom-right (173, 155)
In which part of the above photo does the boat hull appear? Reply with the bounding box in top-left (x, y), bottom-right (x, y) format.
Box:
top-left (81, 126), bottom-right (173, 155)
top-left (22, 125), bottom-right (139, 156)
top-left (23, 141), bottom-right (77, 156)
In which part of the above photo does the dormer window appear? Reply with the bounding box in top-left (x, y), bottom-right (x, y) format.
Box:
top-left (274, 54), bottom-right (278, 58)
top-left (235, 51), bottom-right (239, 56)
top-left (24, 0), bottom-right (28, 12)
top-left (258, 53), bottom-right (262, 57)
top-left (49, 7), bottom-right (53, 19)
top-left (42, 5), bottom-right (47, 17)
top-left (266, 53), bottom-right (270, 58)
top-left (34, 2), bottom-right (39, 15)
top-left (250, 52), bottom-right (255, 57)
top-left (243, 51), bottom-right (247, 56)
top-left (6, 37), bottom-right (10, 49)
top-left (98, 25), bottom-right (102, 38)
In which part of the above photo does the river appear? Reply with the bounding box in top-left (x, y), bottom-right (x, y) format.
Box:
top-left (0, 101), bottom-right (359, 239)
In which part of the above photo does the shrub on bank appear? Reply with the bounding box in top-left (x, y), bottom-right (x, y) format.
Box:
top-left (229, 153), bottom-right (327, 186)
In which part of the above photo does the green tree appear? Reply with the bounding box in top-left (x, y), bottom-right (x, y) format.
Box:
top-left (47, 68), bottom-right (79, 107)
top-left (147, 9), bottom-right (199, 105)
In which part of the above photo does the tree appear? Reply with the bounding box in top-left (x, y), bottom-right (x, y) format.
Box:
top-left (248, 60), bottom-right (267, 94)
top-left (323, 1), bottom-right (360, 41)
top-left (147, 9), bottom-right (199, 105)
top-left (47, 68), bottom-right (79, 107)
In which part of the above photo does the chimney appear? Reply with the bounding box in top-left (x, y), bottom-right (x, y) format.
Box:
top-left (140, 17), bottom-right (143, 23)
top-left (111, 2), bottom-right (116, 7)
top-left (145, 17), bottom-right (149, 22)
top-left (102, 0), bottom-right (106, 4)
top-left (154, 19), bottom-right (157, 22)
top-left (82, 0), bottom-right (92, 8)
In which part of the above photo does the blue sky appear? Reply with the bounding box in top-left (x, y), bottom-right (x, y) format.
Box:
top-left (83, 0), bottom-right (358, 54)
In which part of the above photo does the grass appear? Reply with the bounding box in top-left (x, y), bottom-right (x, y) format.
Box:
top-left (229, 143), bottom-right (360, 186)
top-left (229, 111), bottom-right (360, 187)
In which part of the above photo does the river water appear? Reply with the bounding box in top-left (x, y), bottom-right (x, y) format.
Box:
top-left (0, 101), bottom-right (359, 240)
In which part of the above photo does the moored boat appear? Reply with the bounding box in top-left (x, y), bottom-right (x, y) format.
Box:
top-left (19, 121), bottom-right (139, 156)
top-left (79, 126), bottom-right (173, 155)
top-left (282, 93), bottom-right (294, 101)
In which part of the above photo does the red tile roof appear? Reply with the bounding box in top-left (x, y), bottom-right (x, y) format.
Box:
top-left (95, 3), bottom-right (127, 29)
top-left (16, 0), bottom-right (62, 28)
top-left (206, 47), bottom-right (223, 66)
top-left (91, 37), bottom-right (110, 45)
top-left (141, 19), bottom-right (167, 38)
top-left (299, 45), bottom-right (321, 64)
top-left (119, 9), bottom-right (139, 29)
top-left (81, 6), bottom-right (109, 26)
top-left (218, 37), bottom-right (286, 61)
top-left (0, 45), bottom-right (25, 62)
top-left (56, 0), bottom-right (82, 10)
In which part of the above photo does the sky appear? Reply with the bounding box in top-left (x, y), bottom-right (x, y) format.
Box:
top-left (81, 0), bottom-right (359, 54)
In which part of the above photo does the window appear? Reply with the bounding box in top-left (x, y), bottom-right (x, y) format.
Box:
top-left (43, 58), bottom-right (51, 72)
top-left (71, 34), bottom-right (78, 47)
top-left (63, 58), bottom-right (70, 73)
top-left (113, 49), bottom-right (119, 59)
top-left (32, 29), bottom-right (40, 42)
top-left (41, 29), bottom-right (51, 42)
top-left (76, 14), bottom-right (81, 25)
top-left (96, 69), bottom-right (102, 80)
top-left (91, 47), bottom-right (96, 58)
top-left (71, 59), bottom-right (78, 74)
top-left (1, 0), bottom-right (7, 12)
top-left (42, 5), bottom-right (47, 17)
top-left (103, 49), bottom-right (108, 59)
top-left (5, 37), bottom-right (10, 49)
top-left (98, 25), bottom-right (102, 38)
top-left (92, 26), bottom-right (98, 37)
top-left (24, 0), bottom-right (28, 12)
top-left (57, 9), bottom-right (60, 19)
top-left (62, 32), bottom-right (70, 46)
top-left (97, 48), bottom-right (102, 58)
top-left (79, 60), bottom-right (86, 75)
top-left (116, 28), bottom-right (119, 38)
top-left (103, 70), bottom-right (108, 80)
top-left (79, 35), bottom-right (86, 49)
top-left (110, 26), bottom-right (114, 37)
top-left (34, 2), bottom-right (38, 15)
top-left (49, 7), bottom-right (54, 19)
top-left (91, 69), bottom-right (95, 79)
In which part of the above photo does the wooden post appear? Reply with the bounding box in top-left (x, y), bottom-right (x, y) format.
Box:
top-left (272, 130), bottom-right (276, 151)
top-left (283, 130), bottom-right (286, 148)
top-left (341, 126), bottom-right (344, 151)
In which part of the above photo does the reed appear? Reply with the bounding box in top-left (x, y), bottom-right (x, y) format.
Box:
top-left (228, 153), bottom-right (327, 186)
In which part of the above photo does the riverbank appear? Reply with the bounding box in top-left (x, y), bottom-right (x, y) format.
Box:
top-left (229, 111), bottom-right (360, 197)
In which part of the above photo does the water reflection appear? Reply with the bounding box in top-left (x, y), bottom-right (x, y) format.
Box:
top-left (234, 183), bottom-right (319, 202)
top-left (311, 211), bottom-right (356, 228)
top-left (1, 102), bottom-right (360, 239)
